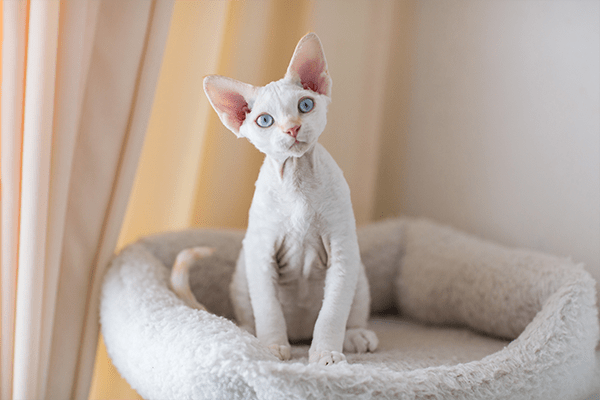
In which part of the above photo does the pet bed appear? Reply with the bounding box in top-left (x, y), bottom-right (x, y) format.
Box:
top-left (100, 218), bottom-right (599, 400)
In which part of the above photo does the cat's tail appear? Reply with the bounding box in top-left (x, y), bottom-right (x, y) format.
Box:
top-left (170, 246), bottom-right (215, 311)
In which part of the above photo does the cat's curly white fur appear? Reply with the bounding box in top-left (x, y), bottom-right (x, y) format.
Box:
top-left (171, 33), bottom-right (377, 365)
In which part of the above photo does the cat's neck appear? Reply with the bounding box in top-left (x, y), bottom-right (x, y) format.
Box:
top-left (267, 145), bottom-right (318, 181)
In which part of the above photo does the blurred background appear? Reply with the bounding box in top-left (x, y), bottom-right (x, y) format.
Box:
top-left (89, 0), bottom-right (599, 398)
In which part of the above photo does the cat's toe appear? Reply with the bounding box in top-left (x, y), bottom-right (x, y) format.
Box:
top-left (343, 328), bottom-right (379, 353)
top-left (268, 344), bottom-right (291, 361)
top-left (309, 350), bottom-right (346, 365)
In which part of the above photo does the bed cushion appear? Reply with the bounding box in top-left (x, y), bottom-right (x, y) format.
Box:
top-left (100, 218), bottom-right (599, 399)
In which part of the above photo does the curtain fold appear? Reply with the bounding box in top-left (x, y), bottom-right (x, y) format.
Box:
top-left (39, 0), bottom-right (95, 394)
top-left (0, 1), bottom-right (174, 399)
top-left (13, 2), bottom-right (60, 398)
top-left (71, 2), bottom-right (175, 397)
top-left (0, 1), bottom-right (27, 399)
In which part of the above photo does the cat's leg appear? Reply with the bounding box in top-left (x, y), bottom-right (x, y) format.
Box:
top-left (343, 263), bottom-right (378, 353)
top-left (229, 249), bottom-right (255, 335)
top-left (309, 238), bottom-right (359, 365)
top-left (244, 242), bottom-right (291, 361)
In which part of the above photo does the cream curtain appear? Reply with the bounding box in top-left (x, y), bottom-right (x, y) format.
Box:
top-left (0, 1), bottom-right (174, 399)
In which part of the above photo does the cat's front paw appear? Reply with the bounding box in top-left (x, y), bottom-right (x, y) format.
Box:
top-left (343, 328), bottom-right (379, 353)
top-left (267, 344), bottom-right (291, 361)
top-left (308, 350), bottom-right (346, 365)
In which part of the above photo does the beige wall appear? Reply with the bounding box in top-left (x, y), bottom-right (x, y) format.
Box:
top-left (399, 0), bottom-right (600, 288)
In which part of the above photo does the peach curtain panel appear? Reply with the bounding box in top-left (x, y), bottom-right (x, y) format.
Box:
top-left (0, 1), bottom-right (174, 399)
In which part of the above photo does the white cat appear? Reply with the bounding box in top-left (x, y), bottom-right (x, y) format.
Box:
top-left (171, 33), bottom-right (377, 365)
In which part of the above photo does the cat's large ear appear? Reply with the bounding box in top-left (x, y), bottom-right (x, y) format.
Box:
top-left (285, 33), bottom-right (332, 98)
top-left (203, 75), bottom-right (257, 136)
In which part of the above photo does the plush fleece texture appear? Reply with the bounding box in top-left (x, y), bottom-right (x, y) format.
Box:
top-left (100, 218), bottom-right (599, 400)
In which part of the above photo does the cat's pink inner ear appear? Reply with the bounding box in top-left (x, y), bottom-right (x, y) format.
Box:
top-left (287, 33), bottom-right (331, 96)
top-left (298, 59), bottom-right (329, 95)
top-left (218, 91), bottom-right (251, 131)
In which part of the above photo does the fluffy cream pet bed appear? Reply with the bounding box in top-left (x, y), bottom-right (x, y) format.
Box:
top-left (101, 218), bottom-right (599, 400)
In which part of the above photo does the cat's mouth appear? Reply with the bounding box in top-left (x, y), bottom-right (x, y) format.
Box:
top-left (284, 136), bottom-right (314, 156)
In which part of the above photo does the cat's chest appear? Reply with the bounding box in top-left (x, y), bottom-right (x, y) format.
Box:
top-left (274, 188), bottom-right (327, 270)
top-left (270, 172), bottom-right (330, 281)
top-left (276, 227), bottom-right (327, 284)
top-left (275, 184), bottom-right (319, 227)
top-left (248, 146), bottom-right (350, 277)
top-left (262, 155), bottom-right (330, 225)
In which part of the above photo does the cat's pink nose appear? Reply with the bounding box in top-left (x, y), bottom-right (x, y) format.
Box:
top-left (285, 125), bottom-right (301, 138)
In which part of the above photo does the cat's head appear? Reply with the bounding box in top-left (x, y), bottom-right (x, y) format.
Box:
top-left (203, 33), bottom-right (332, 160)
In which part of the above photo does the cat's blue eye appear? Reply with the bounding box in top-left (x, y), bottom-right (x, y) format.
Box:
top-left (256, 113), bottom-right (274, 128)
top-left (298, 97), bottom-right (314, 113)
